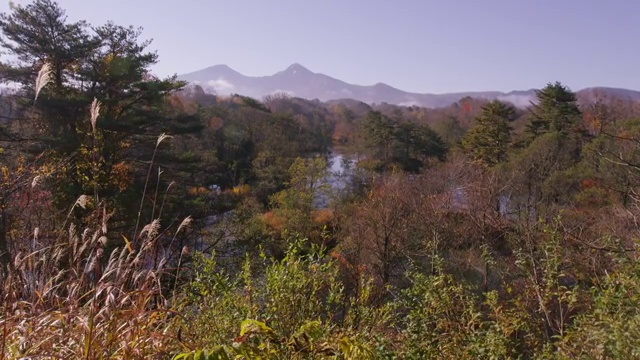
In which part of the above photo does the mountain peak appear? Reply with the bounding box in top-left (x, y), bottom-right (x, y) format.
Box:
top-left (373, 82), bottom-right (392, 88)
top-left (196, 64), bottom-right (241, 76)
top-left (206, 64), bottom-right (232, 71)
top-left (284, 63), bottom-right (313, 75)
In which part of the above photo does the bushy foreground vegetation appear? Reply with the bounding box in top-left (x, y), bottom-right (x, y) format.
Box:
top-left (2, 1), bottom-right (640, 359)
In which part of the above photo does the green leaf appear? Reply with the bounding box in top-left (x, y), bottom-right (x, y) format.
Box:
top-left (240, 319), bottom-right (275, 337)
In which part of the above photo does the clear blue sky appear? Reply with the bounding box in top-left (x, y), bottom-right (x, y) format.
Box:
top-left (2, 0), bottom-right (639, 93)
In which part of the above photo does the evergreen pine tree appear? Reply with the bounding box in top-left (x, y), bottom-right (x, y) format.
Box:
top-left (462, 100), bottom-right (515, 166)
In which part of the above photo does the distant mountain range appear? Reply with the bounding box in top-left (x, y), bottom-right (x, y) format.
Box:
top-left (177, 63), bottom-right (640, 109)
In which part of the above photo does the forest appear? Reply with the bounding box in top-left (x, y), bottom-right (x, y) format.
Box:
top-left (2, 1), bottom-right (640, 359)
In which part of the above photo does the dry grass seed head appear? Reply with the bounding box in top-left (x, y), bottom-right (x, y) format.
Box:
top-left (98, 236), bottom-right (107, 247)
top-left (90, 97), bottom-right (101, 133)
top-left (34, 62), bottom-right (52, 101)
top-left (81, 228), bottom-right (90, 242)
top-left (75, 194), bottom-right (90, 209)
top-left (91, 229), bottom-right (101, 245)
top-left (31, 175), bottom-right (42, 188)
top-left (77, 241), bottom-right (89, 261)
top-left (157, 257), bottom-right (167, 269)
top-left (176, 215), bottom-right (192, 235)
top-left (140, 219), bottom-right (161, 240)
top-left (101, 206), bottom-right (109, 234)
top-left (156, 133), bottom-right (172, 147)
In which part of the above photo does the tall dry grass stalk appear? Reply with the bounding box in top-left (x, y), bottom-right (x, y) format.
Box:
top-left (0, 205), bottom-right (180, 358)
top-left (133, 133), bottom-right (173, 243)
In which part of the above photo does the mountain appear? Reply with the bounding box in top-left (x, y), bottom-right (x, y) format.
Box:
top-left (577, 87), bottom-right (640, 104)
top-left (178, 64), bottom-right (640, 109)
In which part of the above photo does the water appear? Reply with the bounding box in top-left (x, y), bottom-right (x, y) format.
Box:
top-left (318, 153), bottom-right (526, 219)
top-left (314, 152), bottom-right (355, 208)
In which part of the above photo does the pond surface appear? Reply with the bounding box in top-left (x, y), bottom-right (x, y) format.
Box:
top-left (314, 152), bottom-right (355, 208)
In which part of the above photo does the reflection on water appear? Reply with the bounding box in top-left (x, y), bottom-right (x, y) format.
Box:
top-left (314, 153), bottom-right (354, 208)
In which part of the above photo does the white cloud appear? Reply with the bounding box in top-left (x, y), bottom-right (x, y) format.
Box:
top-left (497, 94), bottom-right (536, 109)
top-left (206, 78), bottom-right (234, 92)
top-left (399, 100), bottom-right (421, 107)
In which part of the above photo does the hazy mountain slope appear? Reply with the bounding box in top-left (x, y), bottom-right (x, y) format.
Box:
top-left (178, 64), bottom-right (640, 109)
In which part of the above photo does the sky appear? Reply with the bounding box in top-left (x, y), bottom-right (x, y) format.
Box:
top-left (2, 0), bottom-right (639, 93)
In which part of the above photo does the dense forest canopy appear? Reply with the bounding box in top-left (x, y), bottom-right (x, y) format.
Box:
top-left (2, 1), bottom-right (640, 359)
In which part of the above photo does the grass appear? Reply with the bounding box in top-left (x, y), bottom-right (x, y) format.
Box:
top-left (0, 203), bottom-right (181, 359)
